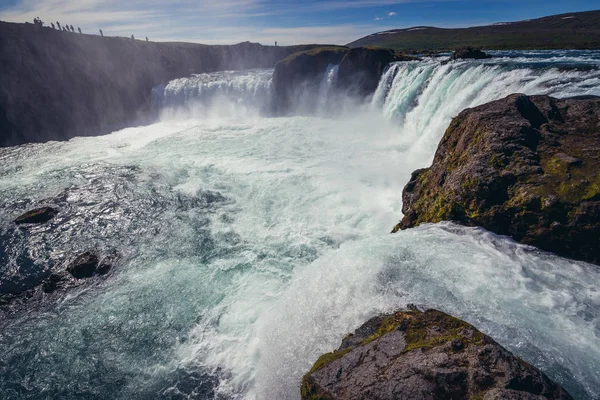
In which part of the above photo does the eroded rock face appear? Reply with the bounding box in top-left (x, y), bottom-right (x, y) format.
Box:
top-left (301, 309), bottom-right (573, 400)
top-left (0, 21), bottom-right (323, 146)
top-left (337, 47), bottom-right (418, 97)
top-left (272, 46), bottom-right (349, 112)
top-left (272, 46), bottom-right (416, 112)
top-left (451, 47), bottom-right (492, 60)
top-left (395, 94), bottom-right (600, 265)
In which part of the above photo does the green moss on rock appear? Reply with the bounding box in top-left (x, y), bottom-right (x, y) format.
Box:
top-left (396, 94), bottom-right (600, 265)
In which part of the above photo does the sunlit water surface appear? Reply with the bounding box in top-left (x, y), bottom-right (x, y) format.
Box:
top-left (1, 51), bottom-right (600, 400)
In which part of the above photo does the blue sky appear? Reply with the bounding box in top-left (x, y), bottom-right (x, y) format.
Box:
top-left (0, 0), bottom-right (598, 45)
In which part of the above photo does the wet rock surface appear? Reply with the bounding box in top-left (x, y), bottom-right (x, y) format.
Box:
top-left (0, 163), bottom-right (231, 319)
top-left (451, 47), bottom-right (492, 60)
top-left (301, 309), bottom-right (573, 400)
top-left (337, 47), bottom-right (418, 97)
top-left (273, 46), bottom-right (416, 112)
top-left (0, 21), bottom-right (323, 146)
top-left (13, 207), bottom-right (58, 224)
top-left (395, 94), bottom-right (600, 265)
top-left (66, 251), bottom-right (113, 279)
top-left (272, 46), bottom-right (349, 112)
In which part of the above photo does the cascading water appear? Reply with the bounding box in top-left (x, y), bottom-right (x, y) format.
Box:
top-left (1, 51), bottom-right (600, 400)
top-left (153, 69), bottom-right (274, 118)
top-left (316, 64), bottom-right (340, 111)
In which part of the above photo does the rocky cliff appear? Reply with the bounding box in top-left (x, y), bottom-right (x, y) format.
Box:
top-left (337, 47), bottom-right (417, 97)
top-left (302, 308), bottom-right (572, 400)
top-left (272, 46), bottom-right (349, 113)
top-left (272, 46), bottom-right (417, 112)
top-left (395, 94), bottom-right (600, 266)
top-left (0, 21), bottom-right (320, 146)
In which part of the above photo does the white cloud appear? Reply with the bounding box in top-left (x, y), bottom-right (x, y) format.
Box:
top-left (388, 11), bottom-right (397, 16)
top-left (0, 0), bottom-right (463, 44)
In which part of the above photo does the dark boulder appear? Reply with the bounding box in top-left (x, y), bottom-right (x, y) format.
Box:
top-left (66, 251), bottom-right (113, 279)
top-left (395, 94), bottom-right (600, 265)
top-left (41, 272), bottom-right (67, 293)
top-left (337, 47), bottom-right (418, 97)
top-left (451, 47), bottom-right (491, 60)
top-left (14, 206), bottom-right (58, 224)
top-left (302, 308), bottom-right (573, 400)
top-left (272, 46), bottom-right (349, 112)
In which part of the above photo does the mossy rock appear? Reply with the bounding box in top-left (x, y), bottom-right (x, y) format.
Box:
top-left (301, 308), bottom-right (573, 400)
top-left (396, 94), bottom-right (600, 266)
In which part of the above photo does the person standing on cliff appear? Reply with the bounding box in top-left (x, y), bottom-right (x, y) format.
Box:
top-left (78, 27), bottom-right (82, 34)
top-left (51, 22), bottom-right (55, 29)
top-left (70, 25), bottom-right (75, 32)
top-left (131, 34), bottom-right (135, 40)
top-left (99, 29), bottom-right (103, 36)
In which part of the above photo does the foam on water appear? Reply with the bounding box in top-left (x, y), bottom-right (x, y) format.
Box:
top-left (1, 51), bottom-right (600, 400)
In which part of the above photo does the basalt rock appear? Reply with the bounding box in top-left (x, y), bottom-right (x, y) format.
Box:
top-left (451, 47), bottom-right (492, 60)
top-left (272, 46), bottom-right (416, 112)
top-left (0, 21), bottom-right (324, 146)
top-left (14, 206), bottom-right (58, 224)
top-left (66, 251), bottom-right (113, 279)
top-left (301, 308), bottom-right (573, 400)
top-left (272, 46), bottom-right (349, 112)
top-left (337, 47), bottom-right (418, 97)
top-left (394, 94), bottom-right (600, 265)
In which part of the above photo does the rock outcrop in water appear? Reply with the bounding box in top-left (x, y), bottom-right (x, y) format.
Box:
top-left (14, 207), bottom-right (58, 224)
top-left (0, 21), bottom-right (323, 147)
top-left (451, 47), bottom-right (492, 60)
top-left (394, 94), bottom-right (600, 265)
top-left (301, 308), bottom-right (573, 400)
top-left (272, 46), bottom-right (349, 112)
top-left (272, 46), bottom-right (416, 112)
top-left (66, 251), bottom-right (113, 279)
top-left (337, 47), bottom-right (418, 97)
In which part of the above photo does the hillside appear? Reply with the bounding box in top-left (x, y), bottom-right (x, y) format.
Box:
top-left (0, 21), bottom-right (321, 147)
top-left (348, 10), bottom-right (600, 51)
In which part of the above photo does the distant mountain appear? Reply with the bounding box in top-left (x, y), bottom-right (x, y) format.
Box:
top-left (348, 10), bottom-right (600, 51)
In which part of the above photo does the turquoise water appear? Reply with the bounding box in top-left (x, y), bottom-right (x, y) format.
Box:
top-left (1, 51), bottom-right (599, 399)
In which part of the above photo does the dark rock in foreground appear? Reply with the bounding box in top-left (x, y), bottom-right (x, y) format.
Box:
top-left (14, 207), bottom-right (58, 224)
top-left (451, 47), bottom-right (492, 60)
top-left (302, 309), bottom-right (572, 400)
top-left (395, 94), bottom-right (600, 265)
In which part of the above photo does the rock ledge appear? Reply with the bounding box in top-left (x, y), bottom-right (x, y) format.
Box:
top-left (302, 309), bottom-right (572, 400)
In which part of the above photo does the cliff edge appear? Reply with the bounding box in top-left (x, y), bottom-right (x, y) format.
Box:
top-left (0, 21), bottom-right (320, 146)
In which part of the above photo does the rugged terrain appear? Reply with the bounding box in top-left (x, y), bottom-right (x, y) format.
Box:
top-left (395, 94), bottom-right (600, 265)
top-left (272, 46), bottom-right (416, 112)
top-left (302, 308), bottom-right (573, 400)
top-left (0, 21), bottom-right (322, 146)
top-left (349, 10), bottom-right (600, 51)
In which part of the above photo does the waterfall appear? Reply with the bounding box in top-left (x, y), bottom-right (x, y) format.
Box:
top-left (4, 51), bottom-right (599, 400)
top-left (372, 54), bottom-right (600, 162)
top-left (316, 64), bottom-right (340, 111)
top-left (152, 69), bottom-right (274, 117)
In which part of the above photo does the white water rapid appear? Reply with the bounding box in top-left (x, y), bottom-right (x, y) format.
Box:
top-left (1, 51), bottom-right (599, 400)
